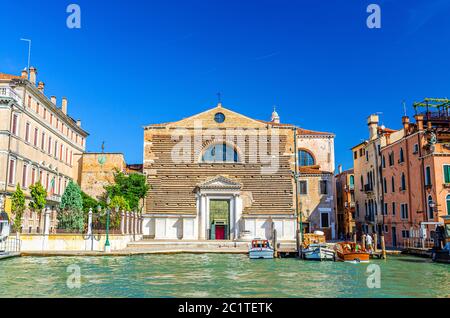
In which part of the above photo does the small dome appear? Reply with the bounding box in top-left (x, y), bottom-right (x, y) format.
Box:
top-left (271, 106), bottom-right (280, 123)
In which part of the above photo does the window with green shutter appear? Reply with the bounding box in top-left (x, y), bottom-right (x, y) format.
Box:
top-left (444, 165), bottom-right (450, 184)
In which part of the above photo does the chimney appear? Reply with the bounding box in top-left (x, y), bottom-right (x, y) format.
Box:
top-left (402, 116), bottom-right (410, 134)
top-left (367, 114), bottom-right (379, 140)
top-left (76, 120), bottom-right (81, 127)
top-left (29, 67), bottom-right (37, 85)
top-left (21, 68), bottom-right (28, 79)
top-left (61, 97), bottom-right (68, 115)
top-left (37, 82), bottom-right (45, 93)
top-left (51, 96), bottom-right (56, 105)
top-left (338, 164), bottom-right (342, 174)
top-left (414, 114), bottom-right (424, 131)
top-left (385, 133), bottom-right (391, 145)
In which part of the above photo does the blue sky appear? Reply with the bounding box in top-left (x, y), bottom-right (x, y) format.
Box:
top-left (1, 0), bottom-right (449, 169)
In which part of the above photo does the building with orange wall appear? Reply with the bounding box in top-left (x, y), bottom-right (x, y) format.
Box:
top-left (335, 167), bottom-right (356, 239)
top-left (381, 100), bottom-right (450, 248)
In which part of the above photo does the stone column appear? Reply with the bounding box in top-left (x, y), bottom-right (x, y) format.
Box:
top-left (42, 208), bottom-right (51, 251)
top-left (43, 208), bottom-right (51, 235)
top-left (87, 208), bottom-right (93, 235)
top-left (129, 211), bottom-right (134, 234)
top-left (125, 211), bottom-right (130, 234)
top-left (133, 211), bottom-right (137, 234)
top-left (120, 210), bottom-right (125, 235)
top-left (199, 194), bottom-right (207, 240)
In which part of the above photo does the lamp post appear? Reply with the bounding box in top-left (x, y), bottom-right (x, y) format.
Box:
top-left (104, 197), bottom-right (111, 253)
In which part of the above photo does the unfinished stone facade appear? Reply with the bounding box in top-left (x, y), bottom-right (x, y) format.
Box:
top-left (142, 103), bottom-right (336, 241)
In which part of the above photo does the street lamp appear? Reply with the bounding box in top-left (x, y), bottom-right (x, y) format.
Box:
top-left (104, 197), bottom-right (111, 252)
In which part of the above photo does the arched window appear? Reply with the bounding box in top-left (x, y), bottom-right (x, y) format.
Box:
top-left (298, 150), bottom-right (314, 167)
top-left (446, 195), bottom-right (450, 216)
top-left (201, 143), bottom-right (238, 163)
top-left (399, 148), bottom-right (404, 163)
top-left (428, 196), bottom-right (434, 219)
top-left (401, 173), bottom-right (406, 191)
top-left (349, 175), bottom-right (354, 187)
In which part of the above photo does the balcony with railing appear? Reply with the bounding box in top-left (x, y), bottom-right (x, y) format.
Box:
top-left (364, 184), bottom-right (374, 193)
top-left (365, 214), bottom-right (375, 223)
top-left (344, 184), bottom-right (355, 192)
top-left (0, 87), bottom-right (21, 103)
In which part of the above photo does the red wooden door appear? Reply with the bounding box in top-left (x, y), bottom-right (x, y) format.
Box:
top-left (215, 225), bottom-right (225, 240)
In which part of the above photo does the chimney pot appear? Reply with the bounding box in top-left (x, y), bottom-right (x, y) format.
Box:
top-left (402, 116), bottom-right (410, 134)
top-left (338, 164), bottom-right (342, 174)
top-left (51, 96), bottom-right (56, 105)
top-left (62, 97), bottom-right (68, 115)
top-left (29, 67), bottom-right (37, 85)
top-left (367, 114), bottom-right (379, 140)
top-left (415, 114), bottom-right (424, 131)
top-left (76, 120), bottom-right (81, 127)
top-left (37, 82), bottom-right (45, 93)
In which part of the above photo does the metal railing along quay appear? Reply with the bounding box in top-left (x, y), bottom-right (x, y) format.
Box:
top-left (0, 237), bottom-right (22, 254)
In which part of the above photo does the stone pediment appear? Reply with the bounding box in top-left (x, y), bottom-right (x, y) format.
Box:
top-left (196, 175), bottom-right (242, 190)
top-left (146, 104), bottom-right (268, 129)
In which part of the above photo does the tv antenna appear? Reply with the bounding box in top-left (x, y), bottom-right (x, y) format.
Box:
top-left (20, 38), bottom-right (32, 74)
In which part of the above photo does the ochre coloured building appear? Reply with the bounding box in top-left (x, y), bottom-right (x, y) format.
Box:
top-left (142, 103), bottom-right (336, 241)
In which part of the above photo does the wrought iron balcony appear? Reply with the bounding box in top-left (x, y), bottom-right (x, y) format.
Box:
top-left (364, 184), bottom-right (373, 193)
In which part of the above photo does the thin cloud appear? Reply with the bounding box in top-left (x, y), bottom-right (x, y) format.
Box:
top-left (254, 51), bottom-right (280, 61)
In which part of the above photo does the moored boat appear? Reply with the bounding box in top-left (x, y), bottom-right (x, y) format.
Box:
top-left (335, 242), bottom-right (370, 263)
top-left (249, 239), bottom-right (274, 259)
top-left (303, 243), bottom-right (335, 261)
top-left (431, 216), bottom-right (450, 264)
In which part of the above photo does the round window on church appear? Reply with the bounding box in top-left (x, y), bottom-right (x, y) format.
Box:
top-left (214, 112), bottom-right (225, 123)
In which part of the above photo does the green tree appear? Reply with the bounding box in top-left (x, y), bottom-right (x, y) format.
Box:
top-left (105, 171), bottom-right (149, 211)
top-left (107, 195), bottom-right (130, 229)
top-left (58, 180), bottom-right (84, 232)
top-left (11, 184), bottom-right (26, 232)
top-left (29, 182), bottom-right (47, 233)
top-left (81, 191), bottom-right (99, 213)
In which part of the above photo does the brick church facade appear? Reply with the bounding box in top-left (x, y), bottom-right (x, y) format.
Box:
top-left (142, 103), bottom-right (335, 241)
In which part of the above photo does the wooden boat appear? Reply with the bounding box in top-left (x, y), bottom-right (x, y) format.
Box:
top-left (335, 242), bottom-right (370, 263)
top-left (303, 243), bottom-right (335, 261)
top-left (431, 216), bottom-right (450, 264)
top-left (249, 239), bottom-right (274, 259)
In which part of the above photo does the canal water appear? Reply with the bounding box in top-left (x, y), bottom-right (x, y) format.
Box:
top-left (0, 254), bottom-right (448, 298)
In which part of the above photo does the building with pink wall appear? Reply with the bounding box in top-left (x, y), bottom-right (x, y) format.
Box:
top-left (381, 101), bottom-right (450, 247)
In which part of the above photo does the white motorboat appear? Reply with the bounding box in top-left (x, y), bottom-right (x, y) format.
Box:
top-left (303, 243), bottom-right (335, 261)
top-left (249, 239), bottom-right (274, 259)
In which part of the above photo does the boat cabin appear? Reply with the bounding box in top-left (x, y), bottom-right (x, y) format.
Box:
top-left (0, 211), bottom-right (10, 243)
top-left (251, 240), bottom-right (271, 249)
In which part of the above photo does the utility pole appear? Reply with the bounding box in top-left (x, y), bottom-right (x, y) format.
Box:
top-left (20, 38), bottom-right (32, 74)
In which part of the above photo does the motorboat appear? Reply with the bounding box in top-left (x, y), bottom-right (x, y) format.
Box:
top-left (303, 243), bottom-right (335, 261)
top-left (0, 211), bottom-right (11, 254)
top-left (249, 239), bottom-right (274, 259)
top-left (335, 241), bottom-right (370, 263)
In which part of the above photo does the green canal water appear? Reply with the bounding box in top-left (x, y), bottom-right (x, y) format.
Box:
top-left (0, 254), bottom-right (448, 298)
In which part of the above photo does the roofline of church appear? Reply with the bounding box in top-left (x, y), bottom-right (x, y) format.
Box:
top-left (143, 104), bottom-right (335, 137)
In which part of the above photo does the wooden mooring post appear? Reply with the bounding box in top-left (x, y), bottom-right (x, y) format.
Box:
top-left (362, 234), bottom-right (366, 251)
top-left (380, 235), bottom-right (387, 259)
top-left (373, 233), bottom-right (378, 252)
top-left (353, 233), bottom-right (357, 245)
top-left (273, 228), bottom-right (278, 258)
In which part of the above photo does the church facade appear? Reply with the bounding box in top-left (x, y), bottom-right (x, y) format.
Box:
top-left (142, 104), bottom-right (335, 241)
